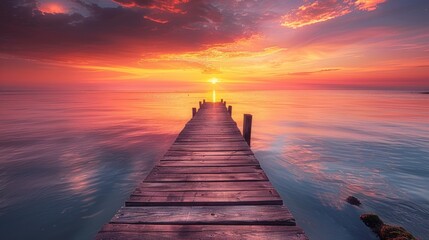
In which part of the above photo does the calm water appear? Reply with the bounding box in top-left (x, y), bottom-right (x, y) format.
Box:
top-left (0, 90), bottom-right (428, 239)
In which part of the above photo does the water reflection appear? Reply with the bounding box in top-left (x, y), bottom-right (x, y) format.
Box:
top-left (0, 91), bottom-right (205, 239)
top-left (0, 90), bottom-right (428, 239)
top-left (212, 89), bottom-right (216, 102)
top-left (219, 90), bottom-right (429, 239)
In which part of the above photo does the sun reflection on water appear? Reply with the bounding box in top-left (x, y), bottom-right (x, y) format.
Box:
top-left (212, 89), bottom-right (216, 102)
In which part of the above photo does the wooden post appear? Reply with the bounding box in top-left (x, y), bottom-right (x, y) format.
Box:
top-left (243, 114), bottom-right (252, 146)
top-left (192, 107), bottom-right (197, 117)
top-left (223, 101), bottom-right (226, 107)
top-left (221, 99), bottom-right (223, 103)
top-left (199, 101), bottom-right (202, 108)
top-left (203, 99), bottom-right (206, 104)
top-left (228, 105), bottom-right (232, 116)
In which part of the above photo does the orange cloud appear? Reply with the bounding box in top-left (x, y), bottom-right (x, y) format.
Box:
top-left (355, 0), bottom-right (387, 11)
top-left (281, 0), bottom-right (351, 29)
top-left (113, 0), bottom-right (190, 13)
top-left (138, 36), bottom-right (286, 75)
top-left (282, 0), bottom-right (388, 28)
top-left (38, 2), bottom-right (67, 14)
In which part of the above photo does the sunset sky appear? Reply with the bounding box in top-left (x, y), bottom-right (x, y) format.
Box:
top-left (1, 0), bottom-right (428, 91)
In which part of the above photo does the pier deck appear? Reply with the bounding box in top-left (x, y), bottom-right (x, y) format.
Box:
top-left (96, 102), bottom-right (307, 239)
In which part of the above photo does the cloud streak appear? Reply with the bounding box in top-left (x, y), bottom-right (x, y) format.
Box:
top-left (355, 0), bottom-right (387, 11)
top-left (281, 0), bottom-right (388, 29)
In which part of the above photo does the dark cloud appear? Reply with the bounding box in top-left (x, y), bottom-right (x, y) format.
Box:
top-left (0, 0), bottom-right (268, 64)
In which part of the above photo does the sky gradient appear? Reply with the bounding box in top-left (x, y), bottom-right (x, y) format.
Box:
top-left (1, 0), bottom-right (428, 90)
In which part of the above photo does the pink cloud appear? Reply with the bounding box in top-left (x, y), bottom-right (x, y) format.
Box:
top-left (355, 0), bottom-right (387, 11)
top-left (113, 0), bottom-right (190, 13)
top-left (282, 0), bottom-right (388, 28)
top-left (281, 0), bottom-right (351, 29)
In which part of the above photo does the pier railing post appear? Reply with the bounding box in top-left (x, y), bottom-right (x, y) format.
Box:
top-left (243, 114), bottom-right (252, 146)
top-left (228, 105), bottom-right (232, 116)
top-left (203, 99), bottom-right (206, 104)
top-left (192, 107), bottom-right (197, 117)
top-left (223, 101), bottom-right (226, 107)
top-left (199, 101), bottom-right (202, 108)
top-left (221, 99), bottom-right (223, 103)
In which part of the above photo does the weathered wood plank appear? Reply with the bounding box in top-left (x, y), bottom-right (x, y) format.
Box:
top-left (158, 160), bottom-right (260, 167)
top-left (130, 189), bottom-right (280, 197)
top-left (97, 225), bottom-right (308, 240)
top-left (144, 172), bottom-right (268, 182)
top-left (125, 198), bottom-right (282, 206)
top-left (99, 224), bottom-right (305, 233)
top-left (161, 154), bottom-right (257, 161)
top-left (164, 151), bottom-right (254, 156)
top-left (152, 166), bottom-right (261, 174)
top-left (174, 138), bottom-right (245, 142)
top-left (172, 141), bottom-right (248, 145)
top-left (135, 181), bottom-right (276, 192)
top-left (126, 190), bottom-right (282, 206)
top-left (110, 206), bottom-right (296, 225)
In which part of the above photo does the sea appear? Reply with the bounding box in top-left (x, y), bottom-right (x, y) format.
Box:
top-left (0, 90), bottom-right (428, 239)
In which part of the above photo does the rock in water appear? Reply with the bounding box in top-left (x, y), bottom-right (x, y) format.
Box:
top-left (380, 225), bottom-right (416, 240)
top-left (346, 196), bottom-right (361, 206)
top-left (360, 214), bottom-right (384, 232)
top-left (360, 213), bottom-right (416, 240)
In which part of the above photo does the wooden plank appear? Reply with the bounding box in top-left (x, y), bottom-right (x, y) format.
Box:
top-left (144, 172), bottom-right (268, 182)
top-left (175, 136), bottom-right (244, 142)
top-left (110, 206), bottom-right (296, 225)
top-left (158, 160), bottom-right (260, 167)
top-left (125, 198), bottom-right (282, 207)
top-left (135, 181), bottom-right (276, 192)
top-left (169, 146), bottom-right (251, 151)
top-left (172, 142), bottom-right (249, 147)
top-left (185, 124), bottom-right (238, 127)
top-left (130, 189), bottom-right (280, 197)
top-left (97, 225), bottom-right (308, 240)
top-left (173, 141), bottom-right (248, 144)
top-left (126, 190), bottom-right (282, 206)
top-left (170, 143), bottom-right (248, 146)
top-left (99, 224), bottom-right (305, 233)
top-left (164, 151), bottom-right (254, 156)
top-left (152, 166), bottom-right (261, 174)
top-left (179, 131), bottom-right (242, 134)
top-left (161, 155), bottom-right (257, 161)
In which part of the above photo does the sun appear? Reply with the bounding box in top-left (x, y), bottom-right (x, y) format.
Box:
top-left (209, 77), bottom-right (219, 84)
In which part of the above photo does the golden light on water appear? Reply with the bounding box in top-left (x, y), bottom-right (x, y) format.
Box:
top-left (212, 89), bottom-right (216, 102)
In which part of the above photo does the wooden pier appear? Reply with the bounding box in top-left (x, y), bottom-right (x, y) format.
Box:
top-left (96, 101), bottom-right (307, 239)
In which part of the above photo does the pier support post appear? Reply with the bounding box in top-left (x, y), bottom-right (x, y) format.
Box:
top-left (192, 107), bottom-right (197, 117)
top-left (221, 99), bottom-right (223, 103)
top-left (224, 101), bottom-right (226, 107)
top-left (228, 105), bottom-right (232, 116)
top-left (199, 101), bottom-right (202, 108)
top-left (203, 99), bottom-right (206, 104)
top-left (243, 114), bottom-right (252, 146)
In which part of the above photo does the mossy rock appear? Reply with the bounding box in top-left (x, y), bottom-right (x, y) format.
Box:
top-left (360, 213), bottom-right (416, 240)
top-left (380, 225), bottom-right (416, 240)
